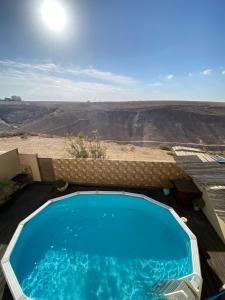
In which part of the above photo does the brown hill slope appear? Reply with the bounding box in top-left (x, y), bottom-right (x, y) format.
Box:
top-left (1, 101), bottom-right (225, 146)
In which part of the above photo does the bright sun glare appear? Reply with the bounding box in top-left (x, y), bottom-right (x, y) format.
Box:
top-left (41, 0), bottom-right (67, 32)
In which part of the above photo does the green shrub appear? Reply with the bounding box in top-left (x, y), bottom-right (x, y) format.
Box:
top-left (193, 198), bottom-right (205, 209)
top-left (54, 179), bottom-right (66, 189)
top-left (0, 179), bottom-right (19, 206)
top-left (65, 131), bottom-right (107, 160)
top-left (0, 179), bottom-right (17, 189)
top-left (159, 144), bottom-right (171, 151)
top-left (88, 130), bottom-right (107, 159)
top-left (167, 151), bottom-right (174, 156)
top-left (65, 132), bottom-right (89, 159)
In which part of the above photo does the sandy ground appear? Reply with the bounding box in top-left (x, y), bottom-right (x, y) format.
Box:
top-left (0, 136), bottom-right (174, 161)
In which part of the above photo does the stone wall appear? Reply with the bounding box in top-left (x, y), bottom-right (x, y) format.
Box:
top-left (50, 158), bottom-right (187, 188)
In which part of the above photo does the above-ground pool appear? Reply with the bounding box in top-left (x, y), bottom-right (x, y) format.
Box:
top-left (2, 192), bottom-right (201, 300)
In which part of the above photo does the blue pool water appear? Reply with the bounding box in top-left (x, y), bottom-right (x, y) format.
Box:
top-left (10, 194), bottom-right (193, 300)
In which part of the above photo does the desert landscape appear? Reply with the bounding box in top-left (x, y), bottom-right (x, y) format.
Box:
top-left (0, 135), bottom-right (173, 161)
top-left (1, 100), bottom-right (225, 160)
top-left (1, 101), bottom-right (225, 148)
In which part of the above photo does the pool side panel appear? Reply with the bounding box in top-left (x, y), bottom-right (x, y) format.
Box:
top-left (169, 209), bottom-right (201, 277)
top-left (126, 192), bottom-right (202, 278)
top-left (0, 201), bottom-right (54, 300)
top-left (1, 261), bottom-right (28, 300)
top-left (1, 225), bottom-right (25, 299)
top-left (2, 224), bottom-right (23, 261)
top-left (124, 190), bottom-right (201, 277)
top-left (20, 200), bottom-right (52, 225)
top-left (50, 190), bottom-right (174, 210)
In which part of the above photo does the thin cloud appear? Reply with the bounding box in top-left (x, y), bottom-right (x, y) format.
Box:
top-left (200, 69), bottom-right (212, 76)
top-left (222, 70), bottom-right (225, 75)
top-left (149, 82), bottom-right (163, 87)
top-left (188, 72), bottom-right (193, 77)
top-left (0, 69), bottom-right (124, 101)
top-left (0, 60), bottom-right (137, 86)
top-left (0, 59), bottom-right (139, 101)
top-left (166, 74), bottom-right (174, 80)
top-left (68, 67), bottom-right (136, 85)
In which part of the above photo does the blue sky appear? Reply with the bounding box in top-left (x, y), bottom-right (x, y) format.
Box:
top-left (0, 0), bottom-right (225, 101)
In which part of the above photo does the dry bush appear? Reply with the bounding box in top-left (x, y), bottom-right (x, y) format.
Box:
top-left (20, 134), bottom-right (29, 140)
top-left (128, 144), bottom-right (135, 152)
top-left (120, 144), bottom-right (135, 152)
top-left (159, 144), bottom-right (171, 151)
top-left (65, 131), bottom-right (107, 159)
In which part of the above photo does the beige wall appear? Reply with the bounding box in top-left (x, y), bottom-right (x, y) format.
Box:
top-left (217, 216), bottom-right (225, 243)
top-left (202, 200), bottom-right (225, 244)
top-left (0, 149), bottom-right (20, 180)
top-left (19, 153), bottom-right (41, 181)
top-left (202, 194), bottom-right (225, 243)
top-left (195, 183), bottom-right (225, 244)
top-left (52, 158), bottom-right (188, 188)
top-left (38, 158), bottom-right (55, 182)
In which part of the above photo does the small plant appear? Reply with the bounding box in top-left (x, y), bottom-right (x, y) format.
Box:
top-left (20, 134), bottom-right (28, 140)
top-left (54, 179), bottom-right (68, 192)
top-left (193, 198), bottom-right (205, 211)
top-left (159, 144), bottom-right (171, 151)
top-left (0, 179), bottom-right (17, 189)
top-left (65, 132), bottom-right (89, 159)
top-left (88, 130), bottom-right (107, 159)
top-left (162, 182), bottom-right (173, 196)
top-left (54, 179), bottom-right (66, 189)
top-left (0, 179), bottom-right (19, 206)
top-left (162, 188), bottom-right (171, 196)
top-left (167, 151), bottom-right (174, 156)
top-left (128, 144), bottom-right (135, 152)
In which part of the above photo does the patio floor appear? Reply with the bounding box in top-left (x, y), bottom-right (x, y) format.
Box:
top-left (1, 182), bottom-right (225, 300)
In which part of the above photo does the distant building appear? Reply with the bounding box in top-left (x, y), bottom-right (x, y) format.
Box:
top-left (11, 95), bottom-right (22, 102)
top-left (1, 96), bottom-right (22, 102)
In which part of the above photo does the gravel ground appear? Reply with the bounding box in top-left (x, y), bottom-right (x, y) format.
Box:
top-left (0, 136), bottom-right (174, 161)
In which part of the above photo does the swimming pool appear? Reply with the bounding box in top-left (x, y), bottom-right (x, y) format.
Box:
top-left (1, 192), bottom-right (201, 299)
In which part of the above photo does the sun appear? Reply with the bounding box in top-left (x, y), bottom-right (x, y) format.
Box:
top-left (41, 0), bottom-right (67, 32)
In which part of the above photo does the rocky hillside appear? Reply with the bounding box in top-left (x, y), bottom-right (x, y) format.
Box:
top-left (1, 101), bottom-right (225, 146)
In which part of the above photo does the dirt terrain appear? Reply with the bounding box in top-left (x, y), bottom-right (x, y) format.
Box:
top-left (0, 136), bottom-right (173, 161)
top-left (1, 101), bottom-right (225, 148)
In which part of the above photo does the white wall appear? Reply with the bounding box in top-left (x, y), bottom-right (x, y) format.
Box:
top-left (0, 149), bottom-right (20, 180)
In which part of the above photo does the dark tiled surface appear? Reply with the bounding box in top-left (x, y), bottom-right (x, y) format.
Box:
top-left (1, 183), bottom-right (225, 299)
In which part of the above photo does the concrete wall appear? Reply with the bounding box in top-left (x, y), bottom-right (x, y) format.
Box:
top-left (0, 150), bottom-right (41, 182)
top-left (0, 149), bottom-right (20, 180)
top-left (51, 158), bottom-right (188, 188)
top-left (217, 216), bottom-right (225, 244)
top-left (19, 153), bottom-right (41, 181)
top-left (196, 183), bottom-right (225, 244)
top-left (0, 149), bottom-right (188, 187)
top-left (38, 158), bottom-right (55, 182)
top-left (202, 192), bottom-right (225, 243)
top-left (202, 200), bottom-right (225, 244)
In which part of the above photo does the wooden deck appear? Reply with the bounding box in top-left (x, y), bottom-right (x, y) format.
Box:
top-left (173, 146), bottom-right (225, 221)
top-left (1, 183), bottom-right (225, 299)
